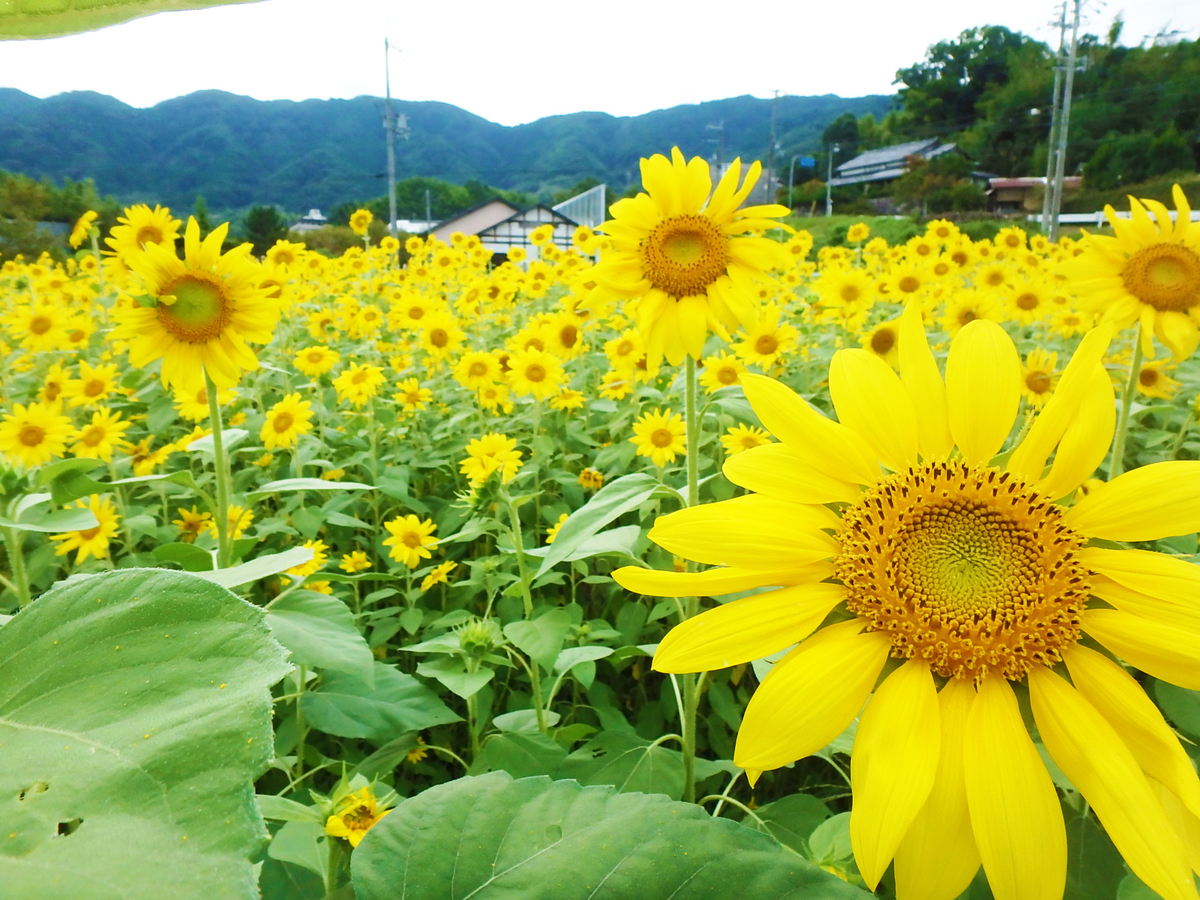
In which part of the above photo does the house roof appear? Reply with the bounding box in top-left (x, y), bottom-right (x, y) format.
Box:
top-left (989, 176), bottom-right (1082, 190)
top-left (830, 139), bottom-right (964, 187)
top-left (432, 197), bottom-right (521, 232)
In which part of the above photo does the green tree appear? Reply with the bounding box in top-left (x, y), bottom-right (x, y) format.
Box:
top-left (241, 205), bottom-right (289, 256)
top-left (193, 195), bottom-right (213, 237)
top-left (822, 113), bottom-right (860, 166)
top-left (891, 153), bottom-right (986, 213)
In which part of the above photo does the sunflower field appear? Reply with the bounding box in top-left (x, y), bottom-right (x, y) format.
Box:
top-left (3, 149), bottom-right (1200, 900)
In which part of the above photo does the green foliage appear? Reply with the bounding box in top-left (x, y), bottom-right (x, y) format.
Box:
top-left (0, 168), bottom-right (120, 260)
top-left (351, 773), bottom-right (870, 900)
top-left (1082, 124), bottom-right (1195, 190)
top-left (0, 0), bottom-right (261, 39)
top-left (243, 205), bottom-right (291, 256)
top-left (0, 90), bottom-right (891, 212)
top-left (0, 568), bottom-right (289, 899)
top-left (891, 153), bottom-right (987, 213)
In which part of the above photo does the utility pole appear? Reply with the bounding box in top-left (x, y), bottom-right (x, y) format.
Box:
top-left (1048, 0), bottom-right (1083, 241)
top-left (706, 122), bottom-right (725, 175)
top-left (788, 154), bottom-right (799, 211)
top-left (825, 143), bottom-right (839, 216)
top-left (765, 90), bottom-right (780, 204)
top-left (425, 188), bottom-right (432, 229)
top-left (383, 39), bottom-right (399, 238)
top-left (1040, 2), bottom-right (1068, 233)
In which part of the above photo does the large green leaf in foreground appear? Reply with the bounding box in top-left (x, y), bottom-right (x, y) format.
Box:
top-left (0, 0), bottom-right (264, 40)
top-left (352, 772), bottom-right (870, 900)
top-left (0, 568), bottom-right (290, 899)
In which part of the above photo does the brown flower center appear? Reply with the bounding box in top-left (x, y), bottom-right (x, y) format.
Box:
top-left (1121, 243), bottom-right (1200, 312)
top-left (157, 274), bottom-right (231, 343)
top-left (651, 427), bottom-right (675, 448)
top-left (870, 328), bottom-right (896, 355)
top-left (19, 424), bottom-right (46, 447)
top-left (642, 214), bottom-right (729, 298)
top-left (836, 462), bottom-right (1088, 680)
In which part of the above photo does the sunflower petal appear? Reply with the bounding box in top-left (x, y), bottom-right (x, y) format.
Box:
top-left (652, 582), bottom-right (847, 673)
top-left (1083, 608), bottom-right (1200, 690)
top-left (850, 659), bottom-right (940, 890)
top-left (612, 561), bottom-right (833, 598)
top-left (894, 677), bottom-right (981, 900)
top-left (1065, 645), bottom-right (1200, 820)
top-left (722, 442), bottom-right (860, 504)
top-left (945, 320), bottom-right (1021, 465)
top-left (963, 676), bottom-right (1066, 900)
top-left (1029, 666), bottom-right (1197, 900)
top-left (829, 349), bottom-right (919, 473)
top-left (740, 373), bottom-right (880, 486)
top-left (1064, 461), bottom-right (1200, 541)
top-left (733, 621), bottom-right (891, 773)
top-left (1007, 324), bottom-right (1113, 482)
top-left (647, 495), bottom-right (838, 568)
top-left (898, 300), bottom-right (953, 461)
top-left (1081, 547), bottom-right (1200, 609)
top-left (1037, 364), bottom-right (1115, 500)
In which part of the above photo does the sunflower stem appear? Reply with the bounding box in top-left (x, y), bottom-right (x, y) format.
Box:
top-left (1, 525), bottom-right (31, 607)
top-left (323, 827), bottom-right (343, 893)
top-left (504, 489), bottom-right (548, 734)
top-left (681, 355), bottom-right (703, 804)
top-left (1109, 323), bottom-right (1145, 480)
top-left (204, 372), bottom-right (234, 568)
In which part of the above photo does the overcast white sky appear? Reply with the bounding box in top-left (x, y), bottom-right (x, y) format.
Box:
top-left (2, 0), bottom-right (1198, 126)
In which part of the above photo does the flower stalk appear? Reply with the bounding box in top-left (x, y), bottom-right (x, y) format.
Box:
top-left (1109, 322), bottom-right (1145, 480)
top-left (204, 371), bottom-right (235, 568)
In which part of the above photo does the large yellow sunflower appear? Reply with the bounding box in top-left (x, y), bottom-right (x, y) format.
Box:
top-left (0, 402), bottom-right (74, 468)
top-left (110, 217), bottom-right (280, 393)
top-left (103, 203), bottom-right (181, 259)
top-left (1065, 185), bottom-right (1200, 360)
top-left (51, 494), bottom-right (120, 564)
top-left (593, 148), bottom-right (790, 366)
top-left (260, 393), bottom-right (314, 450)
top-left (615, 305), bottom-right (1200, 900)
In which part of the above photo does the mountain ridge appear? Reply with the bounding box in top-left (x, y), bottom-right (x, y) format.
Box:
top-left (0, 88), bottom-right (892, 212)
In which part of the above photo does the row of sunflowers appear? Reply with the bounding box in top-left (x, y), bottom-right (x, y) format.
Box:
top-left (3, 149), bottom-right (1200, 900)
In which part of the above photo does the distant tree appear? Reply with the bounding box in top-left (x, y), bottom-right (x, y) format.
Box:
top-left (193, 196), bottom-right (213, 237)
top-left (242, 205), bottom-right (289, 256)
top-left (891, 154), bottom-right (986, 213)
top-left (895, 26), bottom-right (1032, 137)
top-left (822, 113), bottom-right (860, 166)
top-left (1083, 125), bottom-right (1194, 190)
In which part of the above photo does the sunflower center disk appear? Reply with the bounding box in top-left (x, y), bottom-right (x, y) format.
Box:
top-left (158, 275), bottom-right (232, 343)
top-left (1121, 243), bottom-right (1200, 312)
top-left (835, 462), bottom-right (1089, 680)
top-left (641, 214), bottom-right (729, 298)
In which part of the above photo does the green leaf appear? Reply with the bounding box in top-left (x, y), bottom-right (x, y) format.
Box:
top-left (0, 503), bottom-right (99, 534)
top-left (493, 709), bottom-right (562, 732)
top-left (1063, 803), bottom-right (1126, 900)
top-left (42, 460), bottom-right (201, 506)
top-left (194, 546), bottom-right (313, 589)
top-left (535, 473), bottom-right (673, 577)
top-left (415, 656), bottom-right (494, 699)
top-left (504, 608), bottom-right (572, 671)
top-left (1153, 680), bottom-right (1200, 741)
top-left (246, 478), bottom-right (375, 501)
top-left (256, 795), bottom-right (322, 824)
top-left (266, 590), bottom-right (375, 684)
top-left (554, 645), bottom-right (614, 673)
top-left (0, 568), bottom-right (289, 899)
top-left (559, 731), bottom-right (685, 799)
top-left (351, 733), bottom-right (422, 781)
top-left (153, 541), bottom-right (216, 572)
top-left (471, 733), bottom-right (568, 779)
top-left (0, 0), bottom-right (266, 40)
top-left (523, 525), bottom-right (642, 563)
top-left (351, 773), bottom-right (870, 899)
top-left (299, 663), bottom-right (460, 744)
top-left (267, 820), bottom-right (327, 878)
top-left (809, 812), bottom-right (853, 864)
top-left (744, 793), bottom-right (832, 856)
top-left (187, 428), bottom-right (249, 455)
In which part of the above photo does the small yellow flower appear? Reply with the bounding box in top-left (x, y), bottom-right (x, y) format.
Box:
top-left (459, 433), bottom-right (523, 487)
top-left (173, 506), bottom-right (212, 543)
top-left (630, 408), bottom-right (686, 467)
top-left (546, 512), bottom-right (569, 544)
top-left (69, 210), bottom-right (98, 248)
top-left (203, 504), bottom-right (254, 540)
top-left (406, 736), bottom-right (430, 764)
top-left (340, 551), bottom-right (371, 573)
top-left (261, 393), bottom-right (314, 450)
top-left (720, 423), bottom-right (772, 455)
top-left (846, 222), bottom-right (870, 244)
top-left (51, 495), bottom-right (120, 564)
top-left (0, 402), bottom-right (74, 469)
top-left (324, 786), bottom-right (391, 848)
top-left (578, 467), bottom-right (604, 491)
top-left (348, 208), bottom-right (374, 237)
top-left (333, 363), bottom-right (385, 408)
top-left (420, 561), bottom-right (457, 591)
top-left (383, 514), bottom-right (438, 568)
top-left (294, 345), bottom-right (340, 378)
top-left (288, 539), bottom-right (329, 577)
top-left (1136, 359), bottom-right (1181, 400)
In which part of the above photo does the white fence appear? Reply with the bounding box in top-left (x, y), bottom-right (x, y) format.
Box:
top-left (1029, 210), bottom-right (1200, 227)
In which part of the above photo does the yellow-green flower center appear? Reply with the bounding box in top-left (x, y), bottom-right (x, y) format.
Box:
top-left (836, 462), bottom-right (1089, 680)
top-left (158, 274), bottom-right (231, 343)
top-left (1122, 242), bottom-right (1200, 311)
top-left (642, 214), bottom-right (729, 298)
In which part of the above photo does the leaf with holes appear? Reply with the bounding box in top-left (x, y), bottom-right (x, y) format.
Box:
top-left (351, 772), bottom-right (871, 900)
top-left (0, 568), bottom-right (289, 900)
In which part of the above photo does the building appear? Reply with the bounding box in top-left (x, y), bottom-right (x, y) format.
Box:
top-left (988, 176), bottom-right (1082, 212)
top-left (290, 209), bottom-right (328, 234)
top-left (829, 139), bottom-right (977, 188)
top-left (429, 192), bottom-right (597, 258)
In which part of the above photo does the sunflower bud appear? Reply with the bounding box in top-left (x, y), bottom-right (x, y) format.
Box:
top-left (455, 616), bottom-right (504, 658)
